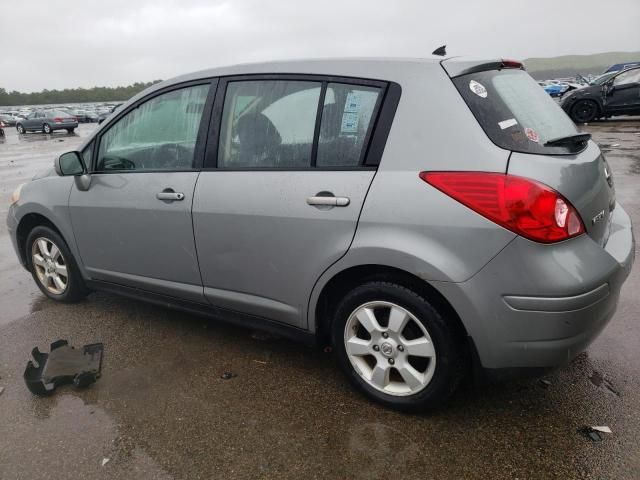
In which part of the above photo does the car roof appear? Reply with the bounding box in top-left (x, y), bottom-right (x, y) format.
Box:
top-left (129, 56), bottom-right (507, 104)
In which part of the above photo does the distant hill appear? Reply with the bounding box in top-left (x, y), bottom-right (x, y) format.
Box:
top-left (523, 51), bottom-right (640, 80)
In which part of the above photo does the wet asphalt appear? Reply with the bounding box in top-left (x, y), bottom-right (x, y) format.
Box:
top-left (0, 120), bottom-right (639, 479)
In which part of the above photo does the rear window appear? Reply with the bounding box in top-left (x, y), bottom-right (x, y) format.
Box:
top-left (452, 69), bottom-right (582, 155)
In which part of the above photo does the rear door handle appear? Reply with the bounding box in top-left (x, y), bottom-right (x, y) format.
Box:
top-left (306, 196), bottom-right (350, 207)
top-left (156, 190), bottom-right (185, 201)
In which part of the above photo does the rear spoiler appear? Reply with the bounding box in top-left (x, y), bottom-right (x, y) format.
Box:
top-left (441, 58), bottom-right (525, 78)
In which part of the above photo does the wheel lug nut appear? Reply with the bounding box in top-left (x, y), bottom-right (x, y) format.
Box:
top-left (398, 345), bottom-right (404, 352)
top-left (373, 345), bottom-right (380, 351)
top-left (382, 332), bottom-right (389, 338)
top-left (388, 358), bottom-right (395, 365)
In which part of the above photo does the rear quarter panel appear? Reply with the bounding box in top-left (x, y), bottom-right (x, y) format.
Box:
top-left (308, 62), bottom-right (516, 331)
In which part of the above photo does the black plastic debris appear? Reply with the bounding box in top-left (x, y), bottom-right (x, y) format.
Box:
top-left (221, 372), bottom-right (236, 380)
top-left (23, 340), bottom-right (103, 396)
top-left (577, 426), bottom-right (612, 442)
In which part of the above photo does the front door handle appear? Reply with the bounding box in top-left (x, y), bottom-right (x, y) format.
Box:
top-left (156, 189), bottom-right (185, 201)
top-left (306, 195), bottom-right (350, 207)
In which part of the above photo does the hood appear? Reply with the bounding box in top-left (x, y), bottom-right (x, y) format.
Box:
top-left (32, 166), bottom-right (56, 180)
top-left (561, 83), bottom-right (603, 107)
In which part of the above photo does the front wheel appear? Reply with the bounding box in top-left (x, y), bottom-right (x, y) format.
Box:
top-left (16, 124), bottom-right (25, 134)
top-left (570, 100), bottom-right (599, 123)
top-left (331, 281), bottom-right (465, 411)
top-left (42, 123), bottom-right (52, 134)
top-left (26, 226), bottom-right (88, 302)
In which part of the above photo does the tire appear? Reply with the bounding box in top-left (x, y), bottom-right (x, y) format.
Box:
top-left (331, 281), bottom-right (465, 412)
top-left (43, 123), bottom-right (52, 134)
top-left (66, 128), bottom-right (75, 134)
top-left (26, 226), bottom-right (88, 303)
top-left (570, 99), bottom-right (599, 123)
top-left (16, 124), bottom-right (25, 134)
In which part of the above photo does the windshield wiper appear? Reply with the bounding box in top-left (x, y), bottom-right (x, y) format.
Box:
top-left (544, 133), bottom-right (591, 147)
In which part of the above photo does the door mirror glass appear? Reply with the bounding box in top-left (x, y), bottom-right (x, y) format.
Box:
top-left (55, 151), bottom-right (85, 176)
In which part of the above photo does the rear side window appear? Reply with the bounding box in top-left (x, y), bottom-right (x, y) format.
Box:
top-left (216, 79), bottom-right (384, 169)
top-left (218, 80), bottom-right (321, 168)
top-left (452, 69), bottom-right (581, 155)
top-left (317, 83), bottom-right (381, 167)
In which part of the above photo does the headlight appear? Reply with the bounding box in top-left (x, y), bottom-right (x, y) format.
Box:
top-left (10, 183), bottom-right (25, 205)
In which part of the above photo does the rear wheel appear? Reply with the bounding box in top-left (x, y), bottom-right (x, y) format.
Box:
top-left (331, 281), bottom-right (465, 411)
top-left (26, 226), bottom-right (88, 302)
top-left (43, 123), bottom-right (52, 134)
top-left (66, 128), bottom-right (75, 134)
top-left (16, 124), bottom-right (25, 134)
top-left (570, 100), bottom-right (599, 123)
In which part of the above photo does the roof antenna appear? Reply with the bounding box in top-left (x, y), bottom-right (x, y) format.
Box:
top-left (432, 45), bottom-right (447, 56)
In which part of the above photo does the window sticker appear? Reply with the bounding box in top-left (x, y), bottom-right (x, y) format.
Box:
top-left (344, 91), bottom-right (362, 113)
top-left (341, 112), bottom-right (359, 133)
top-left (469, 80), bottom-right (488, 98)
top-left (525, 127), bottom-right (540, 143)
top-left (498, 118), bottom-right (518, 130)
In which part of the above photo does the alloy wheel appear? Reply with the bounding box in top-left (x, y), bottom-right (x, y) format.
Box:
top-left (31, 237), bottom-right (68, 295)
top-left (572, 100), bottom-right (597, 123)
top-left (344, 301), bottom-right (436, 396)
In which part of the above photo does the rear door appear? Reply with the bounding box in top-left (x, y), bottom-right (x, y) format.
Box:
top-left (193, 76), bottom-right (389, 327)
top-left (449, 65), bottom-right (615, 246)
top-left (69, 81), bottom-right (215, 302)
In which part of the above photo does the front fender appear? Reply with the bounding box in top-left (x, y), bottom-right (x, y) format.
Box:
top-left (13, 176), bottom-right (88, 278)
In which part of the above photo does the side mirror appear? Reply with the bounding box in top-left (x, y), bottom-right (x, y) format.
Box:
top-left (55, 151), bottom-right (85, 176)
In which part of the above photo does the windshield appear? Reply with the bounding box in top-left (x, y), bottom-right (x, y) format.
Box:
top-left (452, 69), bottom-right (584, 155)
top-left (591, 72), bottom-right (616, 85)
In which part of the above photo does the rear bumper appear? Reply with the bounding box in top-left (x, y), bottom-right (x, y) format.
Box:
top-left (435, 203), bottom-right (635, 369)
top-left (51, 122), bottom-right (78, 130)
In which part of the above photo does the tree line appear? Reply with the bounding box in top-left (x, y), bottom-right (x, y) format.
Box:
top-left (0, 81), bottom-right (163, 107)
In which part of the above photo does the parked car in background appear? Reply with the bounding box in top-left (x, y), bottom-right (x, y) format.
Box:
top-left (562, 66), bottom-right (640, 122)
top-left (97, 104), bottom-right (122, 124)
top-left (538, 81), bottom-right (566, 97)
top-left (16, 110), bottom-right (78, 134)
top-left (0, 114), bottom-right (21, 126)
top-left (66, 109), bottom-right (91, 123)
top-left (6, 58), bottom-right (634, 410)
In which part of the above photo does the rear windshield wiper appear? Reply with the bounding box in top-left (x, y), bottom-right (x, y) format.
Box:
top-left (544, 133), bottom-right (591, 147)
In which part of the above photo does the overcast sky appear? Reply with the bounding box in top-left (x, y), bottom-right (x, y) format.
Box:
top-left (1, 0), bottom-right (639, 92)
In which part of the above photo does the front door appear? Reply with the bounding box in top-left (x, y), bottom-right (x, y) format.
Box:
top-left (606, 68), bottom-right (640, 113)
top-left (193, 77), bottom-right (386, 327)
top-left (69, 82), bottom-right (213, 302)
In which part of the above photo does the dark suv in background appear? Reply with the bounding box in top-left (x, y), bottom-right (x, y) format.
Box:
top-left (562, 66), bottom-right (640, 123)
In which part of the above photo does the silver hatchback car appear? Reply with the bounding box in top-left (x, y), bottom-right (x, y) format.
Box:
top-left (7, 58), bottom-right (635, 410)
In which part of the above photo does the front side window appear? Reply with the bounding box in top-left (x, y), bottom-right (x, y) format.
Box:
top-left (317, 83), bottom-right (381, 167)
top-left (218, 80), bottom-right (321, 168)
top-left (96, 84), bottom-right (209, 172)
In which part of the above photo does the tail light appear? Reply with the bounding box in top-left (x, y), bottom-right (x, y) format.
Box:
top-left (53, 117), bottom-right (63, 123)
top-left (419, 172), bottom-right (585, 243)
